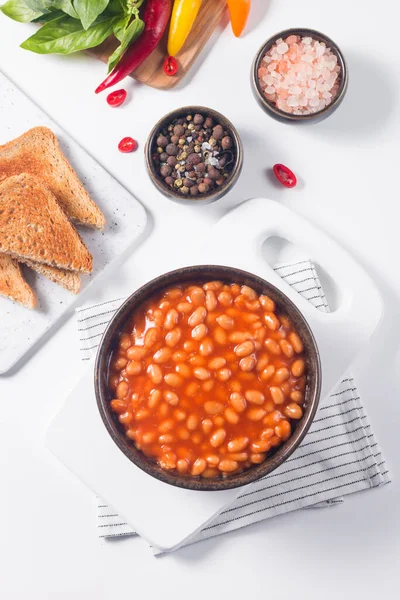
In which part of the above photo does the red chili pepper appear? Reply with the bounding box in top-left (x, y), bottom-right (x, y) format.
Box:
top-left (95, 0), bottom-right (173, 94)
top-left (106, 89), bottom-right (127, 107)
top-left (163, 55), bottom-right (178, 76)
top-left (118, 137), bottom-right (138, 153)
top-left (273, 164), bottom-right (297, 188)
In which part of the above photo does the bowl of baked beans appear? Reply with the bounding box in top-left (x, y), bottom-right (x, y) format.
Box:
top-left (95, 266), bottom-right (321, 491)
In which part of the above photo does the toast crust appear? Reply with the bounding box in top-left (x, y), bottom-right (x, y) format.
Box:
top-left (23, 260), bottom-right (81, 294)
top-left (0, 254), bottom-right (36, 309)
top-left (0, 174), bottom-right (93, 273)
top-left (0, 126), bottom-right (106, 229)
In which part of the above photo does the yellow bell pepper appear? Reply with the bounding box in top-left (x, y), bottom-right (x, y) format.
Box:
top-left (167, 0), bottom-right (202, 57)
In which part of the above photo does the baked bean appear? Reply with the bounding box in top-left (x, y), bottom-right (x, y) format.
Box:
top-left (204, 401), bottom-right (224, 415)
top-left (264, 338), bottom-right (281, 355)
top-left (260, 365), bottom-right (275, 382)
top-left (218, 291), bottom-right (233, 307)
top-left (275, 419), bottom-right (291, 440)
top-left (247, 407), bottom-right (267, 421)
top-left (110, 280), bottom-right (307, 479)
top-left (208, 357), bottom-right (226, 370)
top-left (284, 403), bottom-right (303, 419)
top-left (114, 357), bottom-right (128, 370)
top-left (164, 391), bottom-right (179, 406)
top-left (240, 356), bottom-right (256, 372)
top-left (202, 418), bottom-right (214, 434)
top-left (269, 386), bottom-right (285, 405)
top-left (202, 468), bottom-right (220, 478)
top-left (184, 340), bottom-right (197, 353)
top-left (288, 331), bottom-right (304, 353)
top-left (203, 281), bottom-right (223, 292)
top-left (164, 373), bottom-right (183, 388)
top-left (202, 380), bottom-right (215, 392)
top-left (224, 407), bottom-right (240, 424)
top-left (110, 399), bottom-right (127, 413)
top-left (251, 439), bottom-right (272, 453)
top-left (119, 334), bottom-right (131, 350)
top-left (147, 364), bottom-right (163, 385)
top-left (190, 287), bottom-right (205, 306)
top-left (228, 437), bottom-right (249, 453)
top-left (292, 359), bottom-right (306, 377)
top-left (144, 327), bottom-right (161, 349)
top-left (230, 392), bottom-right (247, 413)
top-left (116, 381), bottom-right (129, 399)
top-left (148, 389), bottom-right (162, 409)
top-left (194, 367), bottom-right (211, 380)
top-left (264, 312), bottom-right (280, 331)
top-left (216, 315), bottom-right (235, 330)
top-left (188, 306), bottom-right (207, 327)
top-left (234, 340), bottom-right (255, 357)
top-left (187, 414), bottom-right (200, 431)
top-left (216, 368), bottom-right (232, 382)
top-left (280, 339), bottom-right (294, 358)
top-left (290, 390), bottom-right (303, 403)
top-left (164, 309), bottom-right (179, 330)
top-left (259, 295), bottom-right (276, 312)
top-left (153, 347), bottom-right (172, 364)
top-left (245, 390), bottom-right (265, 405)
top-left (185, 381), bottom-right (199, 396)
top-left (256, 353), bottom-right (269, 371)
top-left (241, 285), bottom-right (257, 300)
top-left (177, 459), bottom-right (189, 474)
top-left (205, 290), bottom-right (218, 312)
top-left (177, 302), bottom-right (192, 314)
top-left (134, 409), bottom-right (149, 421)
top-left (214, 327), bottom-right (227, 345)
top-left (210, 428), bottom-right (226, 447)
top-left (219, 459), bottom-right (238, 472)
top-left (250, 453), bottom-right (266, 464)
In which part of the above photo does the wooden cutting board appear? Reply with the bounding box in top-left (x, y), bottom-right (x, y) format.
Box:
top-left (91, 0), bottom-right (227, 90)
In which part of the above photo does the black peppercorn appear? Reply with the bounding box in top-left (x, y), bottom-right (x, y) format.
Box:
top-left (198, 182), bottom-right (210, 193)
top-left (165, 176), bottom-right (174, 186)
top-left (160, 152), bottom-right (168, 162)
top-left (190, 185), bottom-right (199, 196)
top-left (170, 135), bottom-right (179, 144)
top-left (166, 155), bottom-right (177, 167)
top-left (212, 125), bottom-right (224, 141)
top-left (193, 114), bottom-right (204, 125)
top-left (160, 165), bottom-right (172, 177)
top-left (157, 134), bottom-right (168, 147)
top-left (187, 153), bottom-right (201, 166)
top-left (221, 136), bottom-right (232, 149)
top-left (173, 124), bottom-right (185, 136)
top-left (166, 143), bottom-right (179, 156)
top-left (183, 178), bottom-right (194, 188)
top-left (204, 117), bottom-right (213, 128)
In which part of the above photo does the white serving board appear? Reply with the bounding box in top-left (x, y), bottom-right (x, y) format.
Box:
top-left (46, 199), bottom-right (383, 552)
top-left (0, 72), bottom-right (147, 374)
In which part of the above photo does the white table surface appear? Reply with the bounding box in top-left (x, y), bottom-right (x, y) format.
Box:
top-left (0, 1), bottom-right (399, 598)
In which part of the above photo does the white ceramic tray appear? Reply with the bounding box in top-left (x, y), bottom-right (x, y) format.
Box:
top-left (46, 199), bottom-right (382, 552)
top-left (0, 72), bottom-right (147, 374)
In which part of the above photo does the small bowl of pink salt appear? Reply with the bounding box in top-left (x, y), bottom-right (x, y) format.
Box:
top-left (252, 28), bottom-right (348, 122)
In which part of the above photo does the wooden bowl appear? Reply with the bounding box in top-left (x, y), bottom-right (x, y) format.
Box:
top-left (144, 106), bottom-right (243, 204)
top-left (252, 28), bottom-right (348, 123)
top-left (95, 265), bottom-right (322, 491)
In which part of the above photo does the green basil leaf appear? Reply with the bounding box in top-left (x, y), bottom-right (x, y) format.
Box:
top-left (53, 0), bottom-right (79, 19)
top-left (73, 0), bottom-right (110, 30)
top-left (0, 0), bottom-right (43, 22)
top-left (107, 16), bottom-right (143, 72)
top-left (33, 8), bottom-right (64, 22)
top-left (113, 14), bottom-right (129, 41)
top-left (20, 14), bottom-right (118, 54)
top-left (106, 0), bottom-right (124, 14)
top-left (24, 0), bottom-right (52, 12)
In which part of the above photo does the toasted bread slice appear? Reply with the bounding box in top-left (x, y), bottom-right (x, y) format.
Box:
top-left (0, 126), bottom-right (105, 229)
top-left (0, 174), bottom-right (92, 273)
top-left (0, 254), bottom-right (37, 309)
top-left (23, 260), bottom-right (81, 294)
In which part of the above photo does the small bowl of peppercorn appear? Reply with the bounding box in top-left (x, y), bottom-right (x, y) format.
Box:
top-left (145, 106), bottom-right (243, 204)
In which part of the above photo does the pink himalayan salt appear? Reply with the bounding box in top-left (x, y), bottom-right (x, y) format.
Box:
top-left (258, 34), bottom-right (341, 115)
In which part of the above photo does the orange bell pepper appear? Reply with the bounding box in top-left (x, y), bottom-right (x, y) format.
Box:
top-left (227, 0), bottom-right (251, 37)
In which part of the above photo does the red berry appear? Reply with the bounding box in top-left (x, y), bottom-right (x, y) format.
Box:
top-left (118, 137), bottom-right (137, 153)
top-left (107, 89), bottom-right (127, 107)
top-left (273, 164), bottom-right (297, 188)
top-left (163, 56), bottom-right (178, 77)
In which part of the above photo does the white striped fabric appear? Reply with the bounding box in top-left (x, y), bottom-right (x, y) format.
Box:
top-left (76, 260), bottom-right (390, 553)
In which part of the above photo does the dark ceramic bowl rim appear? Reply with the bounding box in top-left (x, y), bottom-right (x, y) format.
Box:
top-left (144, 106), bottom-right (243, 204)
top-left (95, 265), bottom-right (322, 491)
top-left (252, 27), bottom-right (349, 122)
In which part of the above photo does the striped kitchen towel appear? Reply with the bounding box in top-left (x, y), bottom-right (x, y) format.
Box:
top-left (76, 260), bottom-right (390, 553)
